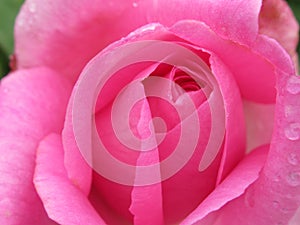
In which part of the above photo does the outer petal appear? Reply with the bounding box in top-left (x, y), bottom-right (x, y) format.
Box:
top-left (62, 94), bottom-right (92, 195)
top-left (15, 0), bottom-right (262, 82)
top-left (209, 54), bottom-right (245, 183)
top-left (243, 101), bottom-right (275, 152)
top-left (197, 77), bottom-right (300, 224)
top-left (181, 145), bottom-right (268, 225)
top-left (0, 68), bottom-right (72, 224)
top-left (259, 0), bottom-right (299, 68)
top-left (239, 72), bottom-right (300, 224)
top-left (67, 21), bottom-right (246, 223)
top-left (147, 0), bottom-right (262, 45)
top-left (289, 206), bottom-right (300, 225)
top-left (170, 20), bottom-right (277, 103)
top-left (129, 100), bottom-right (164, 225)
top-left (14, 0), bottom-right (150, 82)
top-left (34, 133), bottom-right (105, 225)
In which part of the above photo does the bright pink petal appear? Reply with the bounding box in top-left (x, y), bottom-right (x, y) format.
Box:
top-left (129, 100), bottom-right (164, 225)
top-left (147, 0), bottom-right (262, 45)
top-left (259, 0), bottom-right (299, 68)
top-left (209, 54), bottom-right (246, 183)
top-left (181, 145), bottom-right (268, 225)
top-left (243, 101), bottom-right (275, 152)
top-left (15, 0), bottom-right (262, 82)
top-left (289, 206), bottom-right (300, 225)
top-left (90, 172), bottom-right (134, 224)
top-left (14, 0), bottom-right (151, 82)
top-left (67, 21), bottom-right (247, 223)
top-left (34, 133), bottom-right (105, 225)
top-left (197, 76), bottom-right (300, 224)
top-left (169, 20), bottom-right (277, 103)
top-left (0, 68), bottom-right (72, 224)
top-left (252, 34), bottom-right (295, 75)
top-left (88, 180), bottom-right (135, 224)
top-left (62, 94), bottom-right (92, 195)
top-left (67, 26), bottom-right (170, 224)
top-left (241, 73), bottom-right (300, 224)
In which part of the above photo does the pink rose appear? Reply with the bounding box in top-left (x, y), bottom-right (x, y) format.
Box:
top-left (1, 0), bottom-right (300, 225)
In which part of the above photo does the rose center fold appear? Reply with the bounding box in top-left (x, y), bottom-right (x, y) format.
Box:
top-left (71, 40), bottom-right (227, 223)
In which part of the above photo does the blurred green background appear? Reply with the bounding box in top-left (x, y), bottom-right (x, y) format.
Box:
top-left (0, 0), bottom-right (23, 78)
top-left (0, 0), bottom-right (300, 78)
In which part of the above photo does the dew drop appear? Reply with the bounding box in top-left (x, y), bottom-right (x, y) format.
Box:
top-left (272, 201), bottom-right (280, 209)
top-left (286, 171), bottom-right (300, 187)
top-left (287, 75), bottom-right (300, 94)
top-left (28, 2), bottom-right (36, 13)
top-left (284, 123), bottom-right (300, 141)
top-left (284, 105), bottom-right (297, 118)
top-left (287, 153), bottom-right (299, 166)
top-left (127, 23), bottom-right (158, 39)
top-left (132, 1), bottom-right (138, 8)
top-left (281, 207), bottom-right (290, 213)
top-left (137, 23), bottom-right (158, 34)
top-left (273, 173), bottom-right (280, 182)
top-left (221, 26), bottom-right (227, 32)
top-left (17, 19), bottom-right (24, 27)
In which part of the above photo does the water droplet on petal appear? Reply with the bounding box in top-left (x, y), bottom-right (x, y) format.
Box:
top-left (287, 75), bottom-right (300, 94)
top-left (127, 23), bottom-right (159, 40)
top-left (140, 23), bottom-right (158, 32)
top-left (271, 172), bottom-right (281, 182)
top-left (132, 1), bottom-right (138, 7)
top-left (29, 2), bottom-right (36, 13)
top-left (288, 153), bottom-right (299, 166)
top-left (221, 26), bottom-right (227, 32)
top-left (286, 171), bottom-right (300, 187)
top-left (17, 19), bottom-right (24, 27)
top-left (285, 105), bottom-right (298, 118)
top-left (285, 123), bottom-right (300, 141)
top-left (281, 207), bottom-right (290, 213)
top-left (272, 201), bottom-right (280, 209)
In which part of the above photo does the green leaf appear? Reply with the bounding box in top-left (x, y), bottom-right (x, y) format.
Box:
top-left (287, 0), bottom-right (300, 22)
top-left (0, 0), bottom-right (23, 78)
top-left (0, 0), bottom-right (23, 54)
top-left (287, 0), bottom-right (300, 68)
top-left (0, 46), bottom-right (9, 78)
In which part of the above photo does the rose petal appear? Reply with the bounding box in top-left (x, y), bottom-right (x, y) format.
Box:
top-left (209, 54), bottom-right (246, 183)
top-left (0, 68), bottom-right (71, 224)
top-left (259, 0), bottom-right (299, 68)
top-left (90, 172), bottom-right (134, 224)
top-left (15, 0), bottom-right (262, 82)
top-left (289, 206), bottom-right (300, 225)
top-left (243, 101), bottom-right (275, 152)
top-left (75, 50), bottom-right (163, 224)
top-left (198, 74), bottom-right (300, 224)
top-left (34, 133), bottom-right (106, 225)
top-left (62, 94), bottom-right (92, 195)
top-left (181, 145), bottom-right (268, 225)
top-left (242, 73), bottom-right (300, 224)
top-left (15, 0), bottom-right (151, 82)
top-left (252, 34), bottom-right (295, 75)
top-left (68, 21), bottom-right (247, 223)
top-left (147, 0), bottom-right (262, 45)
top-left (170, 20), bottom-right (277, 103)
top-left (129, 99), bottom-right (164, 225)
